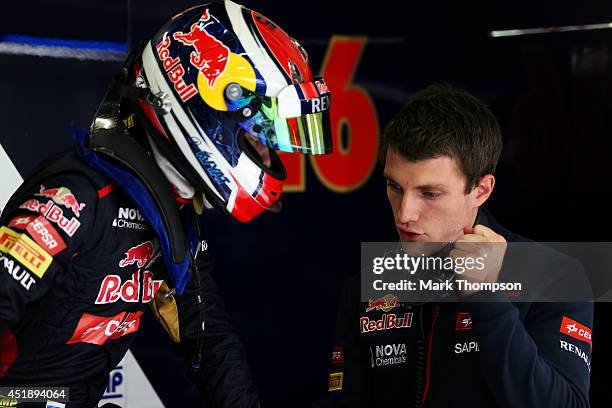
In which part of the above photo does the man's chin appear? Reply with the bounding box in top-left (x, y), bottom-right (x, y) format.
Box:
top-left (399, 240), bottom-right (447, 257)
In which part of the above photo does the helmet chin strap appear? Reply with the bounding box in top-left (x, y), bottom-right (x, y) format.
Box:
top-left (147, 134), bottom-right (215, 214)
top-left (148, 135), bottom-right (195, 200)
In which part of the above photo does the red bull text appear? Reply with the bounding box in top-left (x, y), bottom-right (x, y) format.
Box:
top-left (156, 35), bottom-right (198, 102)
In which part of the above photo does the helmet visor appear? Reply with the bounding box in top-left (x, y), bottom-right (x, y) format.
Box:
top-left (235, 77), bottom-right (333, 155)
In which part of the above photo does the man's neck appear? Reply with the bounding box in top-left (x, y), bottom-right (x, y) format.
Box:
top-left (469, 207), bottom-right (480, 227)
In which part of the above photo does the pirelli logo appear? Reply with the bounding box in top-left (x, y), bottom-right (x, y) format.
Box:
top-left (328, 372), bottom-right (343, 392)
top-left (0, 226), bottom-right (52, 278)
top-left (123, 113), bottom-right (136, 129)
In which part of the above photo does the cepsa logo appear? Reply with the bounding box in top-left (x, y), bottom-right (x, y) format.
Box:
top-left (560, 316), bottom-right (592, 349)
top-left (331, 346), bottom-right (344, 365)
top-left (66, 311), bottom-right (143, 346)
top-left (8, 215), bottom-right (36, 230)
top-left (455, 312), bottom-right (473, 331)
top-left (26, 216), bottom-right (67, 256)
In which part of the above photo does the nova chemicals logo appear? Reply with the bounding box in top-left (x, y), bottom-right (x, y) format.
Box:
top-left (370, 343), bottom-right (407, 367)
top-left (112, 208), bottom-right (148, 231)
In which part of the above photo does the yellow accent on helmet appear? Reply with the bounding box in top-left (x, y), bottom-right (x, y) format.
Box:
top-left (197, 52), bottom-right (257, 111)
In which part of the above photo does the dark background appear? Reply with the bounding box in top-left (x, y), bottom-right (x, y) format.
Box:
top-left (1, 0), bottom-right (611, 406)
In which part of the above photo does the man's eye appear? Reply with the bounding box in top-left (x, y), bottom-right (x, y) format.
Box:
top-left (387, 181), bottom-right (402, 192)
top-left (423, 191), bottom-right (441, 199)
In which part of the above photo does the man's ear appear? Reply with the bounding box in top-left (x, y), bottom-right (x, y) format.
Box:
top-left (473, 174), bottom-right (495, 206)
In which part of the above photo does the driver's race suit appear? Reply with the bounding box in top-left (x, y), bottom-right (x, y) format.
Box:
top-left (0, 150), bottom-right (259, 407)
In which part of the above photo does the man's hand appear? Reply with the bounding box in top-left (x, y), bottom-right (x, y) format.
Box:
top-left (450, 225), bottom-right (507, 297)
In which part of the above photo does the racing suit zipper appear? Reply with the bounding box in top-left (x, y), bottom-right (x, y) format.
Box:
top-left (420, 304), bottom-right (440, 408)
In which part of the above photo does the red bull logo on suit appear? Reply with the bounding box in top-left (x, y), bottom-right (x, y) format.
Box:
top-left (119, 241), bottom-right (157, 269)
top-left (96, 271), bottom-right (163, 305)
top-left (36, 185), bottom-right (86, 217)
top-left (366, 294), bottom-right (398, 313)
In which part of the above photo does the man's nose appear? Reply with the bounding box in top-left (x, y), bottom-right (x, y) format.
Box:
top-left (397, 192), bottom-right (419, 224)
top-left (245, 134), bottom-right (271, 167)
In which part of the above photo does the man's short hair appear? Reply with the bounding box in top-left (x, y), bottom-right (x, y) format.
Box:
top-left (381, 83), bottom-right (502, 193)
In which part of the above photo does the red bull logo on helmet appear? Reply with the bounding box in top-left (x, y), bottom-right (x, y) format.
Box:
top-left (156, 35), bottom-right (199, 102)
top-left (36, 185), bottom-right (86, 217)
top-left (315, 80), bottom-right (330, 95)
top-left (119, 240), bottom-right (157, 268)
top-left (173, 9), bottom-right (230, 89)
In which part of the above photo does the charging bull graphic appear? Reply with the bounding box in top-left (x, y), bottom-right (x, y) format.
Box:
top-left (366, 294), bottom-right (399, 313)
top-left (119, 240), bottom-right (157, 269)
top-left (36, 185), bottom-right (86, 217)
top-left (173, 9), bottom-right (230, 88)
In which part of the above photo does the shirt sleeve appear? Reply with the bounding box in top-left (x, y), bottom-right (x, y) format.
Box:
top-left (465, 294), bottom-right (592, 407)
top-left (171, 248), bottom-right (260, 408)
top-left (0, 174), bottom-right (97, 330)
top-left (324, 275), bottom-right (372, 408)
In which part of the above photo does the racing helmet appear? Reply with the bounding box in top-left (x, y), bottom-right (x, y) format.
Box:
top-left (132, 0), bottom-right (332, 222)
